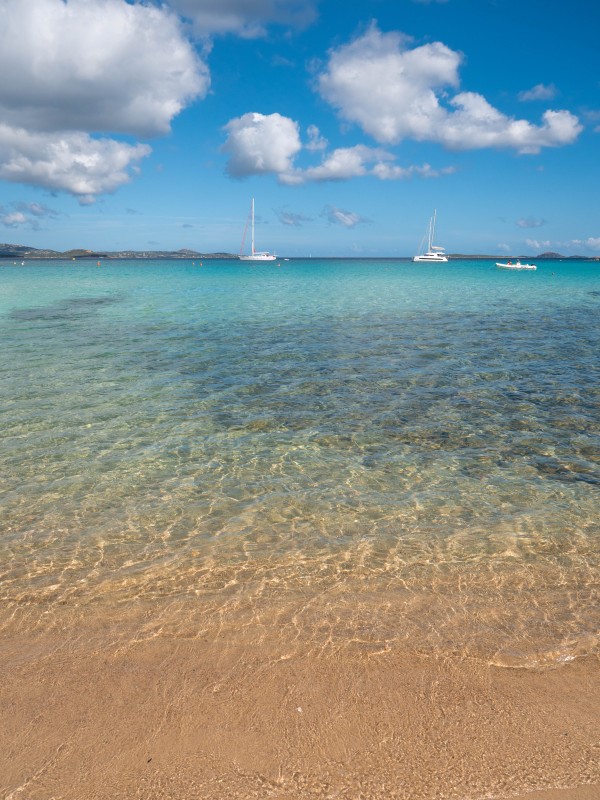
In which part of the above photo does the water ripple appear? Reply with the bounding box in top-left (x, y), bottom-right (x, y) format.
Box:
top-left (1, 259), bottom-right (599, 665)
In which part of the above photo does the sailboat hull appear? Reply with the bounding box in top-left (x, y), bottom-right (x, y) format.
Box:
top-left (239, 253), bottom-right (276, 261)
top-left (413, 253), bottom-right (448, 262)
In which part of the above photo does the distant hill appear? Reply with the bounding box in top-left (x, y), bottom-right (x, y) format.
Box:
top-left (0, 243), bottom-right (237, 259)
top-left (537, 251), bottom-right (595, 260)
top-left (0, 243), bottom-right (104, 259)
top-left (447, 252), bottom-right (592, 260)
top-left (0, 243), bottom-right (55, 258)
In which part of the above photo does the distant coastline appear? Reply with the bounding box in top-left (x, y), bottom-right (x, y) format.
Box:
top-left (0, 244), bottom-right (236, 260)
top-left (1, 243), bottom-right (599, 261)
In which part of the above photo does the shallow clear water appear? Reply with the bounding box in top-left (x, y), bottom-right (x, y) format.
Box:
top-left (1, 258), bottom-right (599, 665)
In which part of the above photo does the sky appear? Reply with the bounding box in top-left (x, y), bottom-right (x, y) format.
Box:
top-left (0, 0), bottom-right (598, 257)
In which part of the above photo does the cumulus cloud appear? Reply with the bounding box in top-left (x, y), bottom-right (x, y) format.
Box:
top-left (317, 24), bottom-right (581, 154)
top-left (304, 145), bottom-right (381, 181)
top-left (516, 217), bottom-right (546, 228)
top-left (518, 84), bottom-right (557, 102)
top-left (0, 0), bottom-right (208, 137)
top-left (222, 112), bottom-right (302, 178)
top-left (0, 124), bottom-right (151, 203)
top-left (221, 113), bottom-right (456, 184)
top-left (318, 25), bottom-right (460, 144)
top-left (322, 205), bottom-right (370, 227)
top-left (166, 0), bottom-right (318, 38)
top-left (0, 0), bottom-right (208, 200)
top-left (440, 96), bottom-right (580, 153)
top-left (302, 145), bottom-right (455, 182)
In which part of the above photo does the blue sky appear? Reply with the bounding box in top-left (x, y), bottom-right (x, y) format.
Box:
top-left (0, 0), bottom-right (598, 256)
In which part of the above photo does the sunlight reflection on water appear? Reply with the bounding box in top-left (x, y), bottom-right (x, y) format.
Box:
top-left (1, 259), bottom-right (599, 665)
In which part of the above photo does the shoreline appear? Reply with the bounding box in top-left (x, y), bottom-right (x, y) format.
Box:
top-left (2, 612), bottom-right (599, 800)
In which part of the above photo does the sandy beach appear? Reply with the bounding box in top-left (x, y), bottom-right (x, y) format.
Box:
top-left (2, 607), bottom-right (599, 800)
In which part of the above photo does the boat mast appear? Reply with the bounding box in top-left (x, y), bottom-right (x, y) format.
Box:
top-left (430, 209), bottom-right (437, 250)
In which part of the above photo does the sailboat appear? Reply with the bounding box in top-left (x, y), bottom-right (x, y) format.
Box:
top-left (413, 210), bottom-right (448, 262)
top-left (239, 198), bottom-right (276, 261)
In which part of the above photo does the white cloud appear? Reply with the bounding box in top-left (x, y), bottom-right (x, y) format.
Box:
top-left (0, 0), bottom-right (208, 137)
top-left (222, 112), bottom-right (302, 178)
top-left (17, 202), bottom-right (59, 218)
top-left (525, 238), bottom-right (551, 250)
top-left (317, 24), bottom-right (581, 154)
top-left (518, 84), bottom-right (557, 102)
top-left (318, 25), bottom-right (460, 144)
top-left (322, 205), bottom-right (370, 227)
top-left (515, 237), bottom-right (600, 255)
top-left (166, 0), bottom-right (318, 38)
top-left (568, 237), bottom-right (600, 252)
top-left (302, 145), bottom-right (455, 182)
top-left (276, 208), bottom-right (312, 226)
top-left (581, 109), bottom-right (600, 133)
top-left (516, 217), bottom-right (546, 228)
top-left (222, 113), bottom-right (455, 184)
top-left (372, 161), bottom-right (456, 180)
top-left (304, 145), bottom-right (380, 181)
top-left (0, 0), bottom-right (208, 201)
top-left (0, 201), bottom-right (60, 229)
top-left (440, 96), bottom-right (581, 153)
top-left (0, 124), bottom-right (151, 203)
top-left (1, 211), bottom-right (28, 227)
top-left (306, 125), bottom-right (328, 151)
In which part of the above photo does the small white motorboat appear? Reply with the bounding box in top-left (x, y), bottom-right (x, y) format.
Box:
top-left (496, 260), bottom-right (537, 270)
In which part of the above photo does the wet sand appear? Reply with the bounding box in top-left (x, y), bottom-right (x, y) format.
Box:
top-left (1, 615), bottom-right (599, 800)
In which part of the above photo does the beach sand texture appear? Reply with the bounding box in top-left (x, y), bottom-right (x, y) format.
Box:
top-left (1, 613), bottom-right (599, 800)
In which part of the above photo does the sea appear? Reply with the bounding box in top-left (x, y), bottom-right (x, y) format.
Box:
top-left (1, 257), bottom-right (599, 668)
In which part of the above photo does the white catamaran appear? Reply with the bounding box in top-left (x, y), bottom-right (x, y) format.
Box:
top-left (239, 198), bottom-right (276, 261)
top-left (413, 210), bottom-right (448, 263)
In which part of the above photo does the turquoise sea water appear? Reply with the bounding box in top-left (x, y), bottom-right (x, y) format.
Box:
top-left (1, 258), bottom-right (599, 666)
